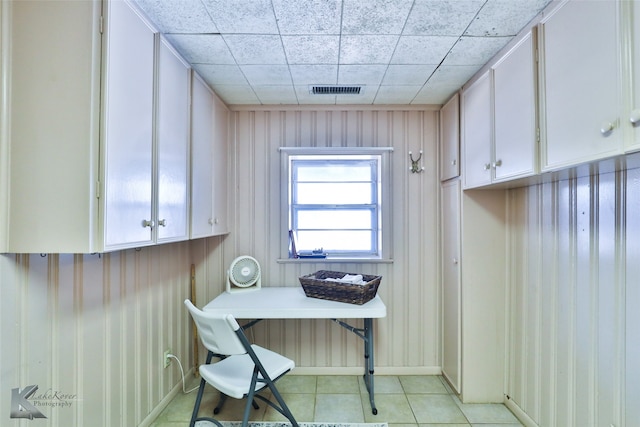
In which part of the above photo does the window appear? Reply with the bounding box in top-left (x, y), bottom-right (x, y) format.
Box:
top-left (281, 147), bottom-right (392, 259)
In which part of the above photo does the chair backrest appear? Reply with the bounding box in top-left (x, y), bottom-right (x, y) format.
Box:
top-left (184, 299), bottom-right (247, 356)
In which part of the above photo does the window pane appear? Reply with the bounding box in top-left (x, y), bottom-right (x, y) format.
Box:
top-left (295, 162), bottom-right (373, 182)
top-left (296, 183), bottom-right (372, 204)
top-left (297, 210), bottom-right (372, 229)
top-left (287, 152), bottom-right (384, 258)
top-left (296, 230), bottom-right (373, 252)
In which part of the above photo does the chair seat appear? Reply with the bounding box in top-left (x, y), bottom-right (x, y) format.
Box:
top-left (199, 344), bottom-right (294, 399)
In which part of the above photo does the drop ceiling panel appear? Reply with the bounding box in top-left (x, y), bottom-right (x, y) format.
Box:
top-left (133, 0), bottom-right (552, 106)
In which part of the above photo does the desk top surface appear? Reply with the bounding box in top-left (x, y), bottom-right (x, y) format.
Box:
top-left (203, 287), bottom-right (386, 319)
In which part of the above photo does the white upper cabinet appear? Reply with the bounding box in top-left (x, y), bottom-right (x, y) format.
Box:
top-left (102, 0), bottom-right (156, 250)
top-left (440, 93), bottom-right (460, 182)
top-left (461, 72), bottom-right (492, 189)
top-left (190, 73), bottom-right (215, 239)
top-left (211, 93), bottom-right (229, 236)
top-left (4, 0), bottom-right (102, 253)
top-left (190, 72), bottom-right (229, 239)
top-left (492, 31), bottom-right (538, 182)
top-left (539, 0), bottom-right (622, 171)
top-left (2, 0), bottom-right (194, 253)
top-left (462, 31), bottom-right (538, 190)
top-left (155, 37), bottom-right (190, 243)
top-left (625, 0), bottom-right (640, 152)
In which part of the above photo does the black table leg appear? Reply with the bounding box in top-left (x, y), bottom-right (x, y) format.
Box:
top-left (332, 318), bottom-right (378, 415)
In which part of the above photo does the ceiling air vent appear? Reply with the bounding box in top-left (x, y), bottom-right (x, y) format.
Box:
top-left (310, 85), bottom-right (363, 95)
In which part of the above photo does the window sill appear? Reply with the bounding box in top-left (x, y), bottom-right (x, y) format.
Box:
top-left (277, 258), bottom-right (393, 264)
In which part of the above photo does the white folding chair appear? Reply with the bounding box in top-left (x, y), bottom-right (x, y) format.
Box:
top-left (184, 299), bottom-right (299, 427)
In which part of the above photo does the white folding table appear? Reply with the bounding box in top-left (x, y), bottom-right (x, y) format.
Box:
top-left (204, 286), bottom-right (387, 415)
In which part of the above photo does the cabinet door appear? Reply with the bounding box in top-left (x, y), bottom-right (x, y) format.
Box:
top-left (493, 31), bottom-right (537, 181)
top-left (190, 73), bottom-right (215, 239)
top-left (441, 179), bottom-right (461, 394)
top-left (6, 0), bottom-right (100, 253)
top-left (156, 37), bottom-right (190, 243)
top-left (628, 0), bottom-right (640, 152)
top-left (461, 72), bottom-right (492, 189)
top-left (540, 0), bottom-right (621, 170)
top-left (102, 0), bottom-right (155, 249)
top-left (211, 94), bottom-right (229, 235)
top-left (440, 93), bottom-right (460, 181)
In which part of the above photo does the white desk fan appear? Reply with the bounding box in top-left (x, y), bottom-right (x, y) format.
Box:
top-left (226, 255), bottom-right (262, 293)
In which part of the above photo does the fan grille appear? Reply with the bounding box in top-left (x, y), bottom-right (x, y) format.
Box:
top-left (230, 257), bottom-right (260, 286)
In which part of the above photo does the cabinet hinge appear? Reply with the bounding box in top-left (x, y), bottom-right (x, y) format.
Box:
top-left (536, 127), bottom-right (540, 142)
top-left (96, 181), bottom-right (100, 199)
top-left (99, 15), bottom-right (104, 34)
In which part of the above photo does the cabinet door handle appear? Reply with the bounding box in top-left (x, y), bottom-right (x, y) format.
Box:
top-left (142, 219), bottom-right (155, 228)
top-left (451, 159), bottom-right (457, 166)
top-left (483, 163), bottom-right (491, 171)
top-left (630, 109), bottom-right (640, 126)
top-left (600, 121), bottom-right (615, 136)
top-left (453, 258), bottom-right (459, 264)
top-left (158, 219), bottom-right (167, 227)
top-left (492, 159), bottom-right (502, 168)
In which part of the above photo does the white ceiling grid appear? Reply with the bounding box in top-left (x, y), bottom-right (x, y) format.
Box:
top-left (133, 0), bottom-right (551, 106)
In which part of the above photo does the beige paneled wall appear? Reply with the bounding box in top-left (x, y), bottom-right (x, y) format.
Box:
top-left (506, 167), bottom-right (640, 427)
top-left (0, 106), bottom-right (441, 427)
top-left (225, 106), bottom-right (441, 373)
top-left (0, 242), bottom-right (193, 426)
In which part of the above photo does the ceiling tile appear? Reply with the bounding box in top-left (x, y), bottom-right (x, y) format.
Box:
top-left (193, 64), bottom-right (248, 85)
top-left (337, 90), bottom-right (377, 104)
top-left (374, 85), bottom-right (423, 104)
top-left (338, 65), bottom-right (388, 85)
top-left (200, 0), bottom-right (278, 34)
top-left (404, 0), bottom-right (485, 36)
top-left (134, 0), bottom-right (217, 33)
top-left (165, 34), bottom-right (235, 64)
top-left (224, 35), bottom-right (287, 64)
top-left (253, 86), bottom-right (299, 104)
top-left (382, 64), bottom-right (437, 86)
top-left (466, 0), bottom-right (551, 36)
top-left (282, 36), bottom-right (340, 64)
top-left (340, 35), bottom-right (399, 64)
top-left (295, 86), bottom-right (337, 104)
top-left (445, 36), bottom-right (512, 65)
top-left (426, 64), bottom-right (479, 87)
top-left (240, 65), bottom-right (292, 86)
top-left (272, 0), bottom-right (342, 35)
top-left (211, 85), bottom-right (260, 104)
top-left (290, 65), bottom-right (339, 85)
top-left (341, 0), bottom-right (414, 35)
top-left (391, 35), bottom-right (458, 64)
top-left (413, 64), bottom-right (478, 104)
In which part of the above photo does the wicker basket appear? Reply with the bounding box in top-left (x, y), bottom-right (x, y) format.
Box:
top-left (298, 270), bottom-right (382, 305)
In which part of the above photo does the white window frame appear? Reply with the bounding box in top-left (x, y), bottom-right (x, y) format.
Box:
top-left (279, 147), bottom-right (393, 260)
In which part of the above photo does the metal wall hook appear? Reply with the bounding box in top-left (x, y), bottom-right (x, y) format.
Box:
top-left (409, 150), bottom-right (425, 173)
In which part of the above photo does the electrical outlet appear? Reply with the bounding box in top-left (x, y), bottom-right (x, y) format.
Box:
top-left (163, 349), bottom-right (171, 368)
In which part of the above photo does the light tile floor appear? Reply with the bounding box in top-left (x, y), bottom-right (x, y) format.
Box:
top-left (150, 375), bottom-right (523, 427)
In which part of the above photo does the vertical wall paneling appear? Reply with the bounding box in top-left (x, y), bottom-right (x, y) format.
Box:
top-left (539, 181), bottom-right (557, 426)
top-left (625, 167), bottom-right (640, 426)
top-left (506, 165), bottom-right (639, 427)
top-left (0, 1), bottom-right (8, 252)
top-left (228, 106), bottom-right (440, 373)
top-left (0, 242), bottom-right (193, 427)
